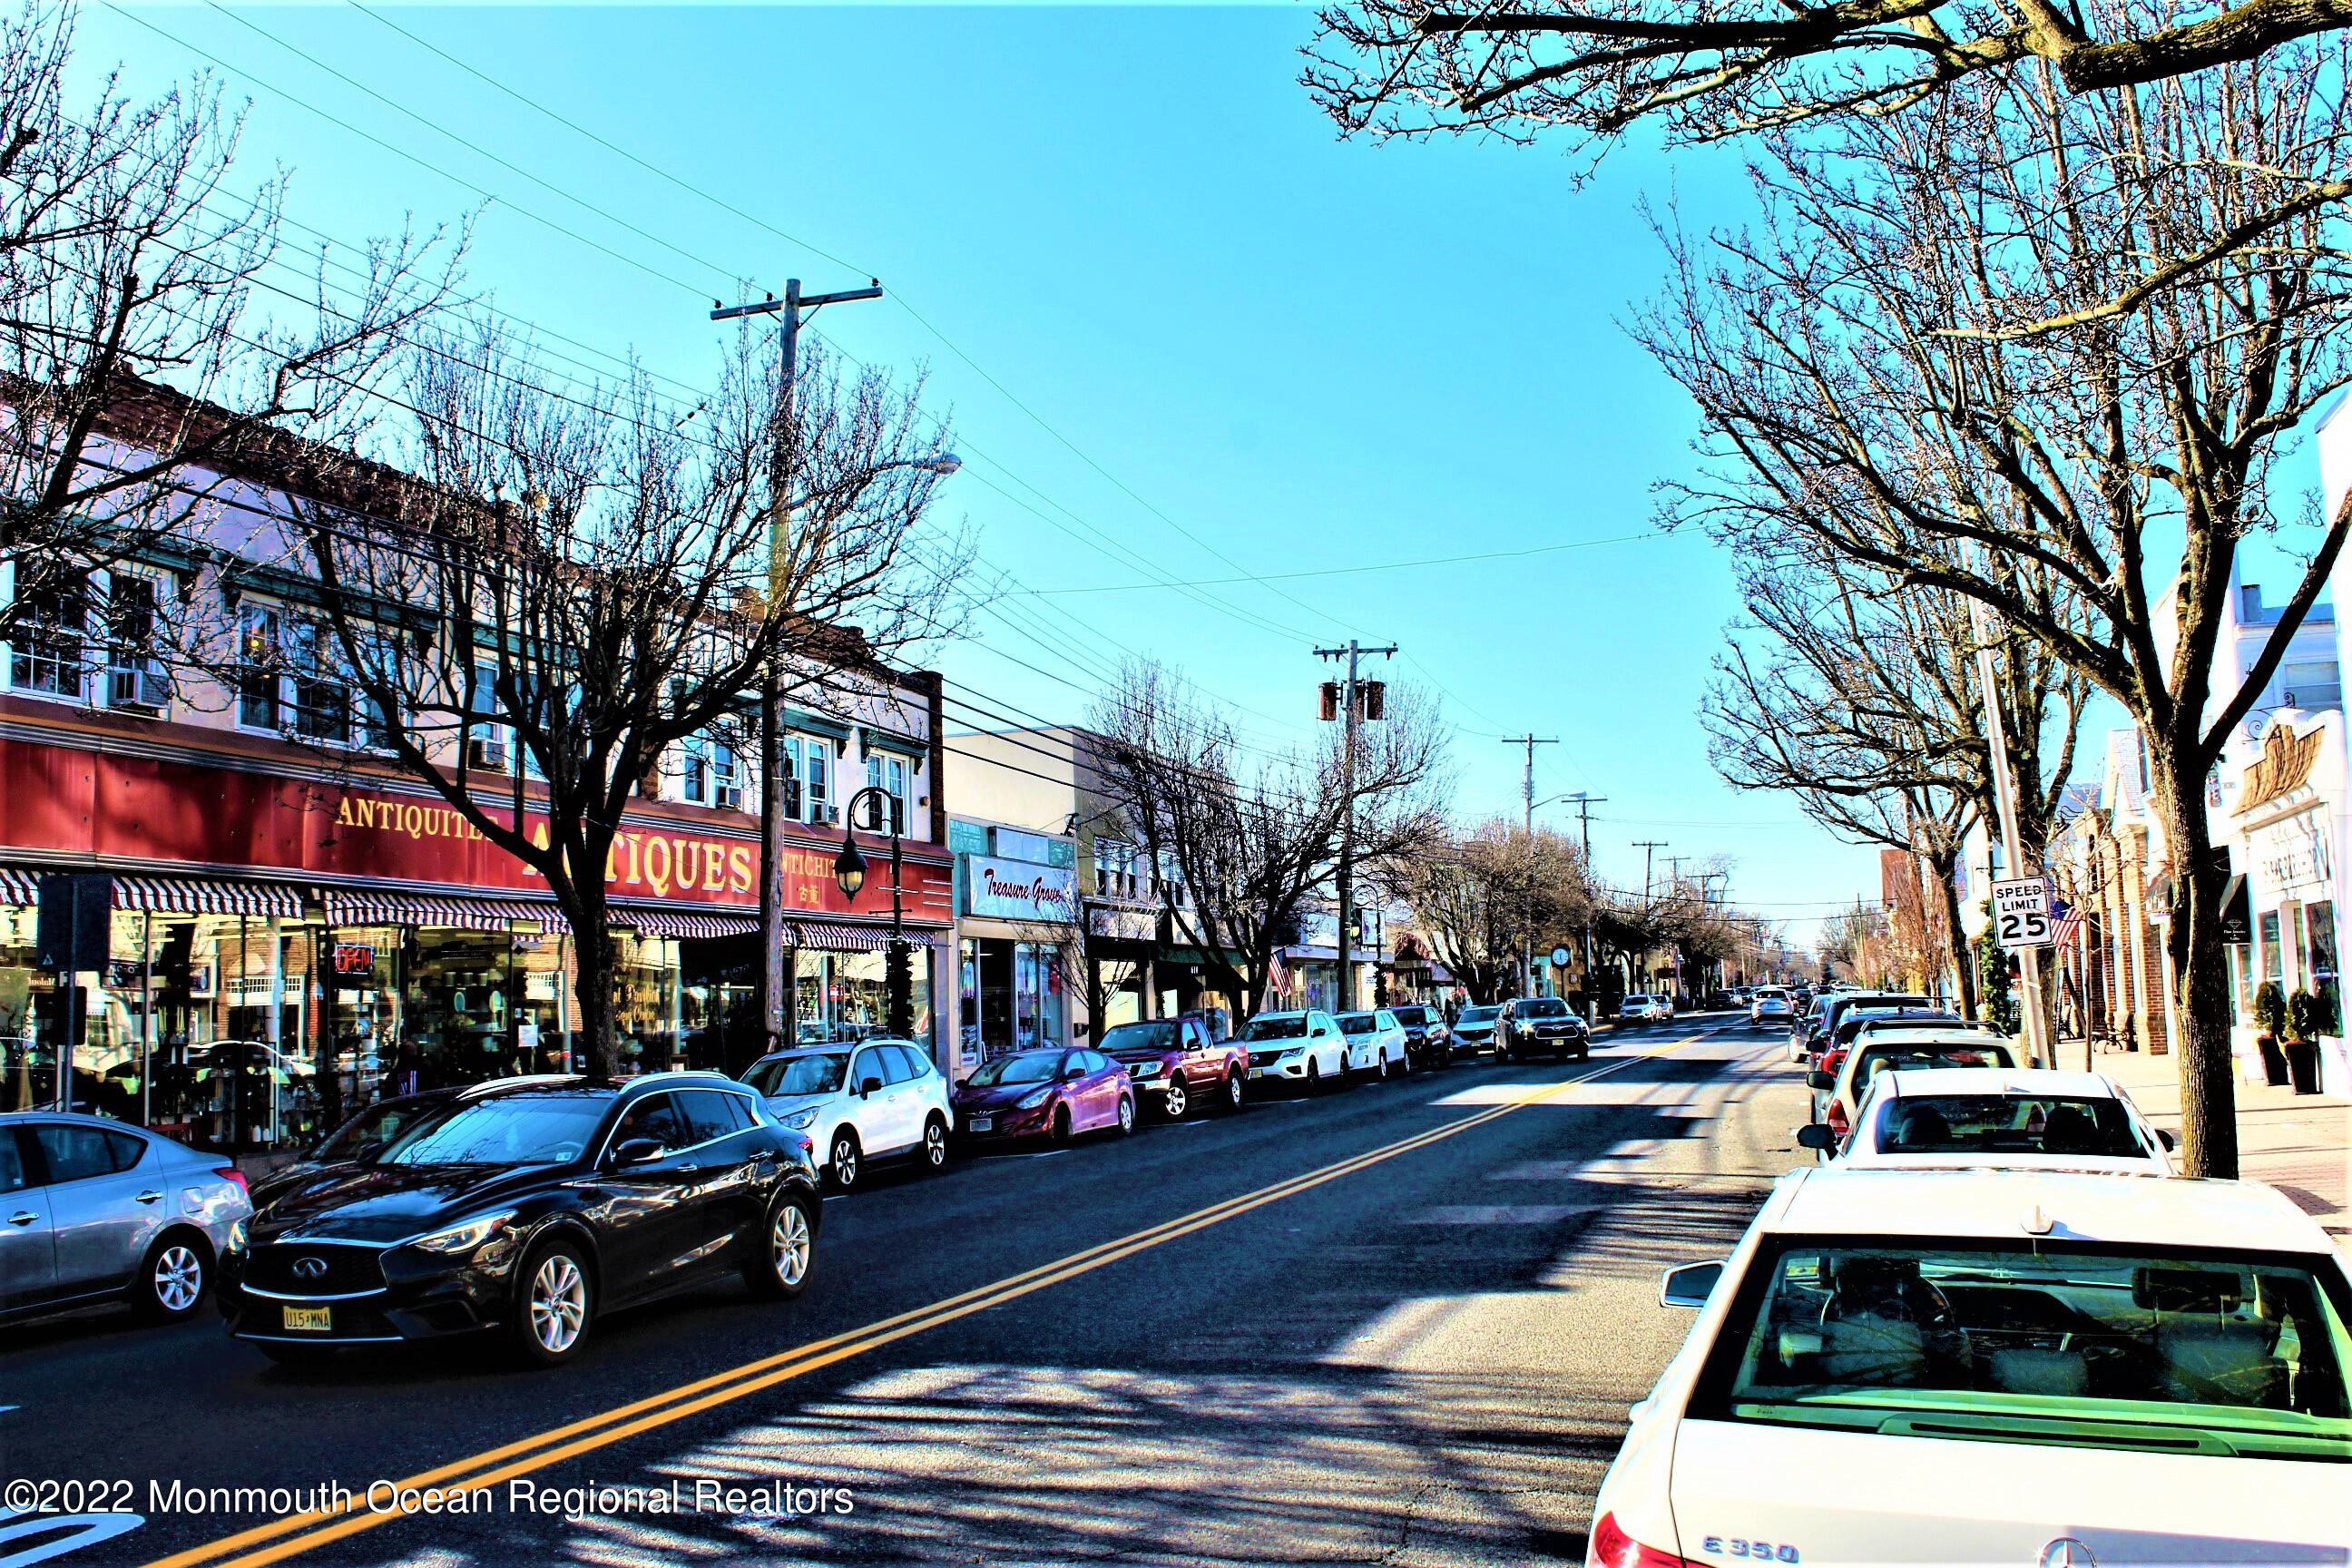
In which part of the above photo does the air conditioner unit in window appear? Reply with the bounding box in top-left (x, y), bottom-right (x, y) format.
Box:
top-left (818, 802), bottom-right (839, 825)
top-left (467, 735), bottom-right (507, 769)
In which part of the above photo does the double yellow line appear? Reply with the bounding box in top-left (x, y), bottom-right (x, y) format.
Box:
top-left (150, 1034), bottom-right (1697, 1568)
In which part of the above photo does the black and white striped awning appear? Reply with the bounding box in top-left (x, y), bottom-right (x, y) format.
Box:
top-left (323, 889), bottom-right (565, 934)
top-left (612, 908), bottom-right (760, 941)
top-left (792, 921), bottom-right (947, 952)
top-left (0, 869), bottom-right (304, 918)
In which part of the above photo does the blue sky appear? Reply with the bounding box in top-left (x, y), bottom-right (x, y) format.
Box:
top-left (78, 2), bottom-right (1898, 935)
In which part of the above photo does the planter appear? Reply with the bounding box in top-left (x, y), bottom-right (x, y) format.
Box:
top-left (2284, 1037), bottom-right (2323, 1095)
top-left (2257, 1034), bottom-right (2292, 1087)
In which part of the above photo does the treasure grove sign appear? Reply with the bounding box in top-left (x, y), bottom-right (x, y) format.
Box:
top-left (965, 856), bottom-right (1077, 922)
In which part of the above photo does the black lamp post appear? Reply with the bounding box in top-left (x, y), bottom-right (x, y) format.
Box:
top-left (837, 787), bottom-right (913, 1040)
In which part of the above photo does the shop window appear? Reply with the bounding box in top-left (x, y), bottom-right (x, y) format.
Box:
top-left (6, 563), bottom-right (91, 700)
top-left (2309, 902), bottom-right (2340, 1034)
top-left (103, 573), bottom-right (167, 711)
top-left (2261, 911), bottom-right (2284, 981)
top-left (864, 753), bottom-right (908, 832)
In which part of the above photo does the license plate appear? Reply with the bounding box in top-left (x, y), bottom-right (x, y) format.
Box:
top-left (1248, 1067), bottom-right (1270, 1080)
top-left (968, 1117), bottom-right (993, 1133)
top-left (279, 1304), bottom-right (332, 1333)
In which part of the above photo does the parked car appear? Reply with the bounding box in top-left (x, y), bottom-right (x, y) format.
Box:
top-left (220, 1073), bottom-right (818, 1366)
top-left (1595, 1167), bottom-right (2352, 1567)
top-left (1810, 1066), bottom-right (2175, 1173)
top-left (1449, 1003), bottom-right (1503, 1056)
top-left (1808, 991), bottom-right (1931, 1063)
top-left (1809, 1026), bottom-right (2021, 1142)
top-left (0, 1112), bottom-right (251, 1328)
top-left (1098, 1014), bottom-right (1247, 1118)
top-left (743, 1038), bottom-right (953, 1191)
top-left (1240, 1010), bottom-right (1348, 1090)
top-left (1790, 994), bottom-right (1835, 1062)
top-left (1335, 1010), bottom-right (1410, 1079)
top-left (1387, 1004), bottom-right (1452, 1069)
top-left (1749, 986), bottom-right (1794, 1026)
top-left (1496, 995), bottom-right (1590, 1062)
top-left (952, 1047), bottom-right (1135, 1143)
top-left (1621, 994), bottom-right (1672, 1023)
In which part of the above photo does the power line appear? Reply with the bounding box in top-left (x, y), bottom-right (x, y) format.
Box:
top-left (1020, 530), bottom-right (1663, 594)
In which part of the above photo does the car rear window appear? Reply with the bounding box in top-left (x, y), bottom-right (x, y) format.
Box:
top-left (1691, 1240), bottom-right (2352, 1462)
top-left (1868, 1094), bottom-right (2153, 1159)
top-left (1853, 1042), bottom-right (2018, 1089)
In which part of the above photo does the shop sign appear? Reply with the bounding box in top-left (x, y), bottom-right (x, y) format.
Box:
top-left (331, 944), bottom-right (377, 976)
top-left (2253, 811), bottom-right (2333, 895)
top-left (967, 856), bottom-right (1077, 922)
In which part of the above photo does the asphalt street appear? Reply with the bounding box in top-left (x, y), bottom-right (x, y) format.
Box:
top-left (0, 1013), bottom-right (1811, 1568)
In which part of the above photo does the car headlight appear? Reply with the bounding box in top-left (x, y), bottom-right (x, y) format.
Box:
top-left (779, 1106), bottom-right (820, 1132)
top-left (407, 1211), bottom-right (518, 1254)
top-left (1016, 1087), bottom-right (1054, 1110)
top-left (226, 1219), bottom-right (248, 1255)
top-left (1279, 1047), bottom-right (1304, 1060)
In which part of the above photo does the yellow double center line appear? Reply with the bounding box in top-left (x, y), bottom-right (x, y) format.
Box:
top-left (151, 1029), bottom-right (1710, 1568)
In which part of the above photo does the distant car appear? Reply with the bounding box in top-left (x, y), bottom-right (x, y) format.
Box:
top-left (1335, 1009), bottom-right (1410, 1079)
top-left (1240, 1010), bottom-right (1348, 1090)
top-left (1814, 1066), bottom-right (2175, 1173)
top-left (952, 1048), bottom-right (1134, 1143)
top-left (220, 1074), bottom-right (818, 1366)
top-left (1, 1112), bottom-right (251, 1328)
top-left (1594, 1166), bottom-right (2352, 1568)
top-left (1749, 987), bottom-right (1794, 1026)
top-left (1450, 1004), bottom-right (1503, 1056)
top-left (1497, 995), bottom-right (1590, 1062)
top-left (742, 1038), bottom-right (953, 1191)
top-left (1387, 1004), bottom-right (1452, 1069)
top-left (1098, 1015), bottom-right (1247, 1118)
top-left (1621, 994), bottom-right (1672, 1023)
top-left (1809, 1026), bottom-right (2021, 1142)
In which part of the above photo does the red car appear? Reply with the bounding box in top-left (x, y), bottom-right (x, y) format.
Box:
top-left (953, 1047), bottom-right (1136, 1144)
top-left (1098, 1014), bottom-right (1247, 1118)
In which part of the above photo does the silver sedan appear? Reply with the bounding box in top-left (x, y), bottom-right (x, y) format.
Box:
top-left (1, 1112), bottom-right (252, 1326)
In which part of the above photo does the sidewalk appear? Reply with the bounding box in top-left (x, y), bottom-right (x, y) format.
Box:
top-left (2088, 1043), bottom-right (2351, 1251)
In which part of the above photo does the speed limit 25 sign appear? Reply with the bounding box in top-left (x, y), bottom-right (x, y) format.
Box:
top-left (1990, 877), bottom-right (2053, 950)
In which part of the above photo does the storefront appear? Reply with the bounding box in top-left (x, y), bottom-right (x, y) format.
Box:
top-left (1, 738), bottom-right (952, 1151)
top-left (1084, 902), bottom-right (1157, 1032)
top-left (953, 831), bottom-right (1078, 1072)
top-left (2230, 715), bottom-right (2351, 1093)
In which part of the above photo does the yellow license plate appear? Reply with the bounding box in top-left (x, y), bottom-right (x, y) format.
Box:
top-left (280, 1305), bottom-right (333, 1333)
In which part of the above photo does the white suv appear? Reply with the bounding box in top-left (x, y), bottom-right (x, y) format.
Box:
top-left (1240, 1010), bottom-right (1348, 1091)
top-left (741, 1039), bottom-right (953, 1191)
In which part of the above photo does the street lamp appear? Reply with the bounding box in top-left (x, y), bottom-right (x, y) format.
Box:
top-left (838, 786), bottom-right (912, 1039)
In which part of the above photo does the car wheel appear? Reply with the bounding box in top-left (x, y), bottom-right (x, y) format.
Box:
top-left (1304, 1061), bottom-right (1322, 1095)
top-left (919, 1114), bottom-right (950, 1172)
top-left (512, 1238), bottom-right (593, 1367)
top-left (1396, 1046), bottom-right (1410, 1075)
top-left (744, 1192), bottom-right (817, 1300)
top-left (1220, 1072), bottom-right (1245, 1112)
top-left (1162, 1080), bottom-right (1190, 1119)
top-left (828, 1130), bottom-right (862, 1191)
top-left (1051, 1104), bottom-right (1073, 1142)
top-left (1375, 1051), bottom-right (1390, 1082)
top-left (1116, 1095), bottom-right (1136, 1136)
top-left (132, 1230), bottom-right (210, 1323)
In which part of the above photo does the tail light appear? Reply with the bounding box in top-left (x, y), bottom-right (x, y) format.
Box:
top-left (214, 1166), bottom-right (250, 1197)
top-left (1827, 1099), bottom-right (1850, 1138)
top-left (1819, 1048), bottom-right (1848, 1077)
top-left (1589, 1512), bottom-right (1690, 1568)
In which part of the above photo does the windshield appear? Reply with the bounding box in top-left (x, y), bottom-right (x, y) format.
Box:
top-left (1521, 998), bottom-right (1570, 1018)
top-left (1853, 1042), bottom-right (2018, 1086)
top-left (1869, 1094), bottom-right (2154, 1159)
top-left (379, 1094), bottom-right (608, 1168)
top-left (743, 1053), bottom-right (849, 1097)
top-left (1392, 1007), bottom-right (1431, 1025)
top-left (1692, 1239), bottom-right (2352, 1461)
top-left (1338, 1014), bottom-right (1376, 1034)
top-left (1458, 1006), bottom-right (1498, 1024)
top-left (1100, 1022), bottom-right (1178, 1054)
top-left (313, 1098), bottom-right (446, 1162)
top-left (966, 1053), bottom-right (1061, 1086)
top-left (1244, 1016), bottom-right (1308, 1042)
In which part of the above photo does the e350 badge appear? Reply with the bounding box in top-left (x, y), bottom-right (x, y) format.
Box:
top-left (1702, 1538), bottom-right (1799, 1563)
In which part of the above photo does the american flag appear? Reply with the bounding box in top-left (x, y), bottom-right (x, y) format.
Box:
top-left (1265, 949), bottom-right (1290, 1003)
top-left (2052, 897), bottom-right (2082, 946)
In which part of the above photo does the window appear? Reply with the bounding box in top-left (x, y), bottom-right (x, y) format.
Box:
top-left (236, 605), bottom-right (282, 728)
top-left (676, 1089), bottom-right (747, 1145)
top-left (103, 573), bottom-right (166, 710)
top-left (32, 1124), bottom-right (144, 1183)
top-left (873, 1044), bottom-right (918, 1084)
top-left (2263, 911), bottom-right (2286, 981)
top-left (465, 664), bottom-right (507, 767)
top-left (865, 752), bottom-right (908, 831)
top-left (2309, 903), bottom-right (2340, 1034)
top-left (0, 1132), bottom-right (25, 1193)
top-left (681, 734), bottom-right (742, 810)
top-left (287, 620), bottom-right (351, 743)
top-left (9, 565), bottom-right (90, 699)
top-left (608, 1093), bottom-right (688, 1154)
top-left (1094, 838), bottom-right (1139, 899)
top-left (2281, 660), bottom-right (2343, 713)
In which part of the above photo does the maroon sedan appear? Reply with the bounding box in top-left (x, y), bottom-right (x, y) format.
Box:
top-left (953, 1047), bottom-right (1136, 1145)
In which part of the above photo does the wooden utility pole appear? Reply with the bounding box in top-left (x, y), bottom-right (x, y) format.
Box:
top-left (1318, 641), bottom-right (1396, 1014)
top-left (1501, 736), bottom-right (1559, 995)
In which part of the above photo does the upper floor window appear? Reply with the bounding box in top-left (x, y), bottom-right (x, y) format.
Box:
top-left (1094, 837), bottom-right (1140, 899)
top-left (681, 732), bottom-right (743, 811)
top-left (236, 603), bottom-right (389, 750)
top-left (236, 604), bottom-right (283, 729)
top-left (8, 565), bottom-right (90, 699)
top-left (104, 574), bottom-right (166, 710)
top-left (778, 734), bottom-right (833, 825)
top-left (864, 752), bottom-right (908, 833)
top-left (2281, 659), bottom-right (2343, 713)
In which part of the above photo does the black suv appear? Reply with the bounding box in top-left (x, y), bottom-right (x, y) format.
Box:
top-left (221, 1073), bottom-right (821, 1367)
top-left (1495, 996), bottom-right (1590, 1062)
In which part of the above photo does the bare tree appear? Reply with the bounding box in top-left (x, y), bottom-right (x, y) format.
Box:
top-left (280, 323), bottom-right (960, 1078)
top-left (1388, 818), bottom-right (1589, 1004)
top-left (1090, 660), bottom-right (1447, 1017)
top-left (1306, 0), bottom-right (2352, 157)
top-left (1631, 35), bottom-right (2352, 1174)
top-left (0, 0), bottom-right (456, 654)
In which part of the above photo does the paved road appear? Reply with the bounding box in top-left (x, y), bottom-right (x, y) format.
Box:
top-left (0, 1013), bottom-right (1809, 1568)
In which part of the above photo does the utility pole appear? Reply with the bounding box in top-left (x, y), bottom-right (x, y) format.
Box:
top-left (1632, 839), bottom-right (1668, 997)
top-left (711, 277), bottom-right (884, 1055)
top-left (1501, 736), bottom-right (1560, 995)
top-left (1318, 641), bottom-right (1396, 1014)
top-left (1965, 591), bottom-right (2053, 1067)
top-left (1553, 791), bottom-right (1606, 1020)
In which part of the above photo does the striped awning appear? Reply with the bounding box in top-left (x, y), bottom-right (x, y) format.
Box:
top-left (613, 908), bottom-right (760, 941)
top-left (323, 889), bottom-right (566, 934)
top-left (793, 921), bottom-right (947, 952)
top-left (0, 868), bottom-right (38, 906)
top-left (113, 876), bottom-right (307, 918)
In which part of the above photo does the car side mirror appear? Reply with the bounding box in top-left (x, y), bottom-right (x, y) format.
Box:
top-left (611, 1137), bottom-right (664, 1166)
top-left (1063, 1065), bottom-right (1086, 1081)
top-left (1795, 1124), bottom-right (1838, 1152)
top-left (1807, 1070), bottom-right (1835, 1090)
top-left (2158, 1128), bottom-right (2177, 1152)
top-left (1660, 1259), bottom-right (1725, 1309)
top-left (858, 1077), bottom-right (883, 1098)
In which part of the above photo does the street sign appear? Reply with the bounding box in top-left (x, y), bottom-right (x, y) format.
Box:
top-left (1549, 945), bottom-right (1573, 968)
top-left (1991, 877), bottom-right (2053, 950)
